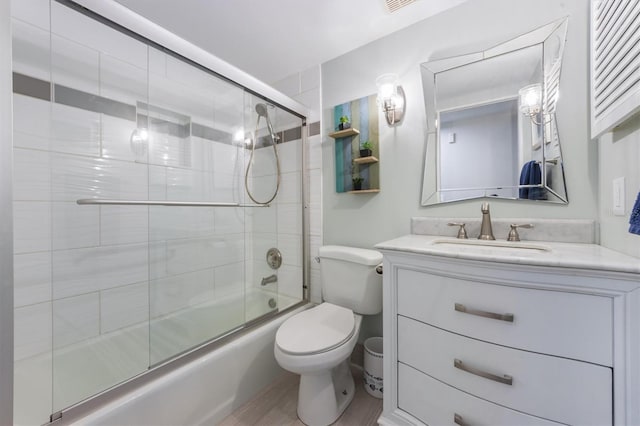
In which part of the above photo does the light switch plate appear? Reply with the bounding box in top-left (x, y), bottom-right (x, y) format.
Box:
top-left (613, 177), bottom-right (625, 216)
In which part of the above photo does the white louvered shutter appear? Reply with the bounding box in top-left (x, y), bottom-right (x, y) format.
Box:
top-left (591, 0), bottom-right (640, 138)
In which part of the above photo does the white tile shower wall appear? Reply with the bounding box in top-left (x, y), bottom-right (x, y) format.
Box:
top-left (271, 66), bottom-right (322, 304)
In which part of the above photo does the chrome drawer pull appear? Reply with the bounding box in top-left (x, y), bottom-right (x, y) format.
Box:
top-left (454, 303), bottom-right (514, 323)
top-left (453, 358), bottom-right (513, 386)
top-left (454, 413), bottom-right (471, 426)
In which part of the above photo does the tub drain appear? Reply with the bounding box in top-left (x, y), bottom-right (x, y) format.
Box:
top-left (268, 298), bottom-right (277, 309)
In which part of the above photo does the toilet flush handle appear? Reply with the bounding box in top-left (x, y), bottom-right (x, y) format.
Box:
top-left (375, 263), bottom-right (383, 275)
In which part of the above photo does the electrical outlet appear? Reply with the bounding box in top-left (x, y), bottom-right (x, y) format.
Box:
top-left (612, 177), bottom-right (625, 216)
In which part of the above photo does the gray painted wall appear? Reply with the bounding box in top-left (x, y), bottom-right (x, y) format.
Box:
top-left (0, 1), bottom-right (14, 423)
top-left (321, 0), bottom-right (594, 250)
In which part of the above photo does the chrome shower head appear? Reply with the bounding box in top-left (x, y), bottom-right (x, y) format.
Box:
top-left (255, 103), bottom-right (269, 117)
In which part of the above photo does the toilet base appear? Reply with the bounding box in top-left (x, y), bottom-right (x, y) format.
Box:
top-left (297, 359), bottom-right (355, 426)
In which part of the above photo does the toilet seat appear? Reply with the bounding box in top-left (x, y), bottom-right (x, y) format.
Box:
top-left (276, 303), bottom-right (355, 355)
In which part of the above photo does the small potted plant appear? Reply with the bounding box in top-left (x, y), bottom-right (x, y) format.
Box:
top-left (352, 176), bottom-right (364, 191)
top-left (360, 140), bottom-right (373, 157)
top-left (338, 115), bottom-right (351, 130)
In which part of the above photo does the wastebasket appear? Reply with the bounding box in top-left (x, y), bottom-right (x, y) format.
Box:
top-left (363, 337), bottom-right (383, 399)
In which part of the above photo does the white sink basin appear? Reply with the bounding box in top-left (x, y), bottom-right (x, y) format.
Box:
top-left (431, 238), bottom-right (551, 252)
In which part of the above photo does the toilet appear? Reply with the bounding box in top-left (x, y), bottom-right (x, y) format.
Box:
top-left (274, 245), bottom-right (383, 426)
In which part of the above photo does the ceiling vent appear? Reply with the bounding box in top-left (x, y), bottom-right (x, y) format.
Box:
top-left (385, 0), bottom-right (417, 13)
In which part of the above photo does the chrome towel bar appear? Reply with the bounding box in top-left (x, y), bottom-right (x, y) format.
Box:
top-left (76, 199), bottom-right (270, 208)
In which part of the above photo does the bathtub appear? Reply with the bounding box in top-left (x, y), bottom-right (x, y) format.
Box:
top-left (15, 289), bottom-right (305, 426)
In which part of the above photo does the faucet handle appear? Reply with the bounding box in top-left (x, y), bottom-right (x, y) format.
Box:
top-left (507, 223), bottom-right (534, 242)
top-left (448, 222), bottom-right (468, 239)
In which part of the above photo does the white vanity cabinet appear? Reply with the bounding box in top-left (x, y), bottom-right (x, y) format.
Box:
top-left (377, 237), bottom-right (640, 426)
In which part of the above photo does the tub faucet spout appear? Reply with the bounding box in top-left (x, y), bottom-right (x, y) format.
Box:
top-left (261, 274), bottom-right (277, 286)
top-left (478, 202), bottom-right (496, 240)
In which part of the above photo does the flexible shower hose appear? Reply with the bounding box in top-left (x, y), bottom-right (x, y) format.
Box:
top-left (244, 112), bottom-right (281, 205)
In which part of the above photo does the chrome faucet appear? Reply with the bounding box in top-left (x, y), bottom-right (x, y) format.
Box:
top-left (261, 274), bottom-right (277, 286)
top-left (478, 202), bottom-right (495, 240)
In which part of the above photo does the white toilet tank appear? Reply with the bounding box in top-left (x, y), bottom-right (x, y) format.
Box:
top-left (318, 245), bottom-right (383, 315)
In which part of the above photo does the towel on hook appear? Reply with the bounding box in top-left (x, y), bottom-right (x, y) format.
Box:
top-left (519, 161), bottom-right (547, 200)
top-left (629, 191), bottom-right (640, 235)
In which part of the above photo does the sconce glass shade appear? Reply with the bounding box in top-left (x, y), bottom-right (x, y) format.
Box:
top-left (519, 83), bottom-right (542, 116)
top-left (376, 73), bottom-right (405, 125)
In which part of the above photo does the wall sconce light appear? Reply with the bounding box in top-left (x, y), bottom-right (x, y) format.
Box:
top-left (518, 83), bottom-right (544, 124)
top-left (376, 73), bottom-right (405, 125)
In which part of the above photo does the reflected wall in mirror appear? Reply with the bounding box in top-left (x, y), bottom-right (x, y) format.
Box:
top-left (420, 18), bottom-right (569, 206)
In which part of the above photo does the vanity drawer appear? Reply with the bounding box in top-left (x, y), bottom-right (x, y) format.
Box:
top-left (398, 316), bottom-right (612, 425)
top-left (397, 268), bottom-right (613, 365)
top-left (398, 363), bottom-right (562, 426)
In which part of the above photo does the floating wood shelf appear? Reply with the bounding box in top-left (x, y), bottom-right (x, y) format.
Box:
top-left (328, 128), bottom-right (360, 138)
top-left (347, 189), bottom-right (380, 194)
top-left (353, 156), bottom-right (379, 165)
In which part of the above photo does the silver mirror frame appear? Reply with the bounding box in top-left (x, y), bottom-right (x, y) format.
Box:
top-left (420, 17), bottom-right (569, 206)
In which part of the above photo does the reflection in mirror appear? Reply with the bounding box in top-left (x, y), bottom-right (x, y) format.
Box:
top-left (420, 18), bottom-right (569, 206)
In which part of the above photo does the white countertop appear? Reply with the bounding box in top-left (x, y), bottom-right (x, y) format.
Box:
top-left (375, 234), bottom-right (640, 275)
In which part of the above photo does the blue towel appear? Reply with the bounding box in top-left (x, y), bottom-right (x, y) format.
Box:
top-left (519, 161), bottom-right (547, 200)
top-left (630, 191), bottom-right (640, 235)
top-left (519, 161), bottom-right (532, 198)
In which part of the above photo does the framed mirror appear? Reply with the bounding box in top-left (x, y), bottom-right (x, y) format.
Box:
top-left (420, 18), bottom-right (569, 205)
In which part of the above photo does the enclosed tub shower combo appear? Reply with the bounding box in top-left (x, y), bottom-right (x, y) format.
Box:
top-left (11, 1), bottom-right (309, 424)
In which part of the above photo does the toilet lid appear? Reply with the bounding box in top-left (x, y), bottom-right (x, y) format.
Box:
top-left (276, 303), bottom-right (356, 355)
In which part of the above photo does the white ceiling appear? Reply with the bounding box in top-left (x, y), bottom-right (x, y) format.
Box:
top-left (114, 0), bottom-right (467, 84)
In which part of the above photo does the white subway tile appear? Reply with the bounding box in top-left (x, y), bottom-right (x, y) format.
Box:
top-left (100, 54), bottom-right (148, 105)
top-left (150, 269), bottom-right (214, 318)
top-left (309, 169), bottom-right (322, 205)
top-left (251, 233), bottom-right (277, 261)
top-left (14, 302), bottom-right (52, 360)
top-left (166, 167), bottom-right (211, 201)
top-left (149, 165), bottom-right (167, 200)
top-left (50, 103), bottom-right (101, 156)
top-left (212, 141), bottom-right (241, 176)
top-left (14, 252), bottom-right (52, 308)
top-left (212, 234), bottom-right (246, 267)
top-left (100, 205), bottom-right (149, 246)
top-left (214, 207), bottom-right (245, 234)
top-left (101, 114), bottom-right (143, 162)
top-left (277, 171), bottom-right (301, 204)
top-left (51, 154), bottom-right (148, 201)
top-left (149, 207), bottom-right (214, 241)
top-left (214, 262), bottom-right (244, 298)
top-left (14, 201), bottom-right (51, 254)
top-left (12, 19), bottom-right (51, 81)
top-left (278, 139), bottom-right (302, 174)
top-left (247, 174), bottom-right (277, 204)
top-left (53, 243), bottom-right (148, 299)
top-left (248, 147), bottom-right (278, 177)
top-left (14, 354), bottom-right (52, 426)
top-left (51, 2), bottom-right (148, 70)
top-left (309, 202), bottom-right (322, 237)
top-left (52, 202), bottom-right (100, 250)
top-left (52, 34), bottom-right (100, 95)
top-left (101, 282), bottom-right (149, 333)
top-left (13, 131), bottom-right (49, 152)
top-left (11, 0), bottom-right (50, 30)
top-left (246, 203), bottom-right (276, 233)
top-left (13, 94), bottom-right (50, 141)
top-left (165, 237), bottom-right (215, 276)
top-left (307, 134), bottom-right (322, 170)
top-left (53, 293), bottom-right (99, 348)
top-left (277, 234), bottom-right (302, 267)
top-left (277, 265), bottom-right (303, 300)
top-left (13, 148), bottom-right (51, 201)
top-left (276, 203), bottom-right (303, 235)
top-left (214, 172), bottom-right (243, 203)
top-left (149, 241), bottom-right (167, 280)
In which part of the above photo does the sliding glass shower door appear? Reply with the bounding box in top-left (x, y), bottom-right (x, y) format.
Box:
top-left (12, 1), bottom-right (304, 424)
